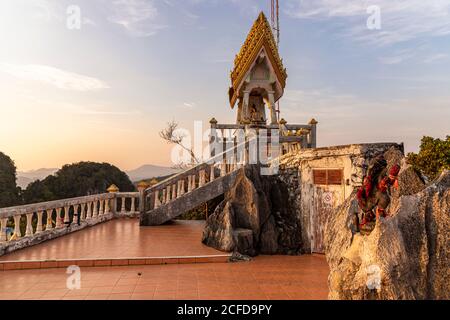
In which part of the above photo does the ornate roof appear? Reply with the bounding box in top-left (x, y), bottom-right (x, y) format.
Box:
top-left (229, 12), bottom-right (287, 108)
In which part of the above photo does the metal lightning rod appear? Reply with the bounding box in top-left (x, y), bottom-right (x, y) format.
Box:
top-left (271, 0), bottom-right (280, 47)
top-left (270, 0), bottom-right (281, 121)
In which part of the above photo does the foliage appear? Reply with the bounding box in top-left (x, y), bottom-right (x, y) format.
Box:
top-left (407, 136), bottom-right (450, 181)
top-left (0, 152), bottom-right (21, 208)
top-left (22, 162), bottom-right (135, 204)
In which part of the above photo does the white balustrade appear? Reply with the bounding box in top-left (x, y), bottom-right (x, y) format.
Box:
top-left (0, 190), bottom-right (135, 248)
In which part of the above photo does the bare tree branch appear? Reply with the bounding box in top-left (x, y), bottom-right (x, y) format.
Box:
top-left (159, 120), bottom-right (199, 166)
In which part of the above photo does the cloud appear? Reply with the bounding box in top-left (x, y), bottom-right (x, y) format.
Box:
top-left (282, 87), bottom-right (450, 152)
top-left (1, 64), bottom-right (109, 91)
top-left (182, 102), bottom-right (196, 108)
top-left (108, 0), bottom-right (167, 37)
top-left (61, 103), bottom-right (140, 116)
top-left (378, 49), bottom-right (415, 65)
top-left (285, 0), bottom-right (450, 46)
top-left (424, 53), bottom-right (449, 63)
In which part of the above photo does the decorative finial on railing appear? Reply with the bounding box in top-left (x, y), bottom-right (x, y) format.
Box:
top-left (107, 184), bottom-right (119, 193)
top-left (137, 181), bottom-right (150, 191)
top-left (309, 118), bottom-right (318, 125)
top-left (209, 118), bottom-right (218, 125)
top-left (279, 118), bottom-right (287, 125)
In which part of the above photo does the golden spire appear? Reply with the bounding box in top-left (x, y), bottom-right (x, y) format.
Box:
top-left (229, 12), bottom-right (287, 108)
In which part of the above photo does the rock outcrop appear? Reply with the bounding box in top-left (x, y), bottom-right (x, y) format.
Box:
top-left (325, 152), bottom-right (449, 301)
top-left (202, 165), bottom-right (303, 256)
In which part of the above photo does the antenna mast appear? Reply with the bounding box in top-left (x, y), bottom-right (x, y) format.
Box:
top-left (271, 0), bottom-right (280, 47)
top-left (270, 0), bottom-right (281, 121)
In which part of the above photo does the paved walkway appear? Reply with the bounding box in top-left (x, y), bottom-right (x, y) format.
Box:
top-left (0, 255), bottom-right (329, 300)
top-left (0, 220), bottom-right (221, 261)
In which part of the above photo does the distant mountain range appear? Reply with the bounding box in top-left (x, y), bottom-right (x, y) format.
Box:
top-left (16, 165), bottom-right (179, 188)
top-left (17, 168), bottom-right (58, 189)
top-left (126, 165), bottom-right (179, 182)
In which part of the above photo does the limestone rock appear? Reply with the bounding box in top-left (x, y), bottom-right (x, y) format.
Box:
top-left (325, 170), bottom-right (449, 300)
top-left (202, 165), bottom-right (303, 256)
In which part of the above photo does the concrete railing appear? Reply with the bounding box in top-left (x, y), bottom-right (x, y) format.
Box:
top-left (141, 119), bottom-right (319, 214)
top-left (0, 187), bottom-right (139, 256)
top-left (210, 118), bottom-right (318, 155)
top-left (143, 144), bottom-right (244, 213)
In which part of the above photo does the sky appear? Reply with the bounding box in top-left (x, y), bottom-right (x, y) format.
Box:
top-left (0, 0), bottom-right (449, 172)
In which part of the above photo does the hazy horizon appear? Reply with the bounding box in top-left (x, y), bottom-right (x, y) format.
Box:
top-left (1, 1), bottom-right (449, 172)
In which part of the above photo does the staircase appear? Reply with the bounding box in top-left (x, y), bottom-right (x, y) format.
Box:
top-left (140, 120), bottom-right (317, 226)
top-left (140, 145), bottom-right (245, 226)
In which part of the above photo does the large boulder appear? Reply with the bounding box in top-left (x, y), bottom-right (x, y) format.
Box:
top-left (325, 166), bottom-right (449, 300)
top-left (202, 165), bottom-right (303, 256)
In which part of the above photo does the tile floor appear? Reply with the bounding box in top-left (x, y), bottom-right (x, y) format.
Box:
top-left (0, 255), bottom-right (329, 300)
top-left (0, 220), bottom-right (221, 261)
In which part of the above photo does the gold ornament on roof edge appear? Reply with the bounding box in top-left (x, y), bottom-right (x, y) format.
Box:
top-left (229, 12), bottom-right (288, 108)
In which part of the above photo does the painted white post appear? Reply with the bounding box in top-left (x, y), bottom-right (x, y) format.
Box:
top-left (46, 209), bottom-right (54, 230)
top-left (63, 206), bottom-right (70, 224)
top-left (210, 165), bottom-right (215, 182)
top-left (172, 184), bottom-right (177, 200)
top-left (93, 201), bottom-right (98, 218)
top-left (13, 214), bottom-right (21, 239)
top-left (104, 199), bottom-right (110, 214)
top-left (99, 200), bottom-right (105, 216)
top-left (199, 170), bottom-right (205, 187)
top-left (187, 177), bottom-right (192, 192)
top-left (130, 197), bottom-right (136, 213)
top-left (56, 208), bottom-right (63, 228)
top-left (25, 213), bottom-right (33, 237)
top-left (191, 175), bottom-right (196, 190)
top-left (162, 189), bottom-right (166, 205)
top-left (121, 197), bottom-right (126, 213)
top-left (36, 211), bottom-right (44, 233)
top-left (308, 119), bottom-right (318, 148)
top-left (0, 218), bottom-right (7, 242)
top-left (166, 186), bottom-right (171, 202)
top-left (154, 191), bottom-right (161, 209)
top-left (180, 180), bottom-right (185, 196)
top-left (221, 160), bottom-right (227, 177)
top-left (72, 204), bottom-right (79, 226)
top-left (86, 202), bottom-right (92, 220)
top-left (80, 203), bottom-right (86, 222)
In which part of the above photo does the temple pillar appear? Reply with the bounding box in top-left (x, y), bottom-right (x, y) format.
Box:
top-left (268, 91), bottom-right (277, 125)
top-left (242, 90), bottom-right (250, 122)
top-left (308, 118), bottom-right (318, 148)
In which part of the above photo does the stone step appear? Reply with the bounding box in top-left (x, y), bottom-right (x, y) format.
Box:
top-left (0, 254), bottom-right (232, 271)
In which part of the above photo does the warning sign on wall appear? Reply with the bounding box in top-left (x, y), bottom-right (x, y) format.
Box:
top-left (323, 192), bottom-right (333, 207)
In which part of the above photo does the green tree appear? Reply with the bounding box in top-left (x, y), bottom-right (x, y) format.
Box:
top-left (407, 136), bottom-right (450, 181)
top-left (0, 152), bottom-right (20, 208)
top-left (23, 162), bottom-right (135, 204)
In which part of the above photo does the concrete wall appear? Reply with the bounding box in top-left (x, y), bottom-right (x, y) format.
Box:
top-left (279, 143), bottom-right (403, 253)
